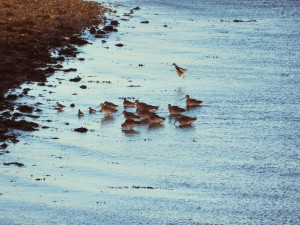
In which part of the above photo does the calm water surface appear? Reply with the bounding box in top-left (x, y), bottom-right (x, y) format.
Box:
top-left (1, 0), bottom-right (299, 224)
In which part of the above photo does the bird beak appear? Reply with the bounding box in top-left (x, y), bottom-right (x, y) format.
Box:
top-left (180, 96), bottom-right (187, 100)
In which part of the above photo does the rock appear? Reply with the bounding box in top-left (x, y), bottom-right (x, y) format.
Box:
top-left (103, 25), bottom-right (118, 32)
top-left (70, 103), bottom-right (75, 108)
top-left (17, 105), bottom-right (34, 113)
top-left (96, 30), bottom-right (106, 35)
top-left (115, 43), bottom-right (124, 47)
top-left (140, 21), bottom-right (149, 24)
top-left (80, 85), bottom-right (87, 89)
top-left (3, 162), bottom-right (25, 167)
top-left (0, 143), bottom-right (8, 149)
top-left (62, 68), bottom-right (77, 72)
top-left (90, 26), bottom-right (97, 34)
top-left (74, 127), bottom-right (88, 133)
top-left (111, 20), bottom-right (119, 26)
top-left (69, 76), bottom-right (82, 82)
top-left (6, 94), bottom-right (18, 100)
top-left (133, 7), bottom-right (141, 10)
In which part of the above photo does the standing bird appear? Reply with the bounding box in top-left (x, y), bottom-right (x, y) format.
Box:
top-left (88, 107), bottom-right (97, 114)
top-left (148, 114), bottom-right (165, 124)
top-left (121, 119), bottom-right (141, 130)
top-left (56, 102), bottom-right (66, 109)
top-left (123, 98), bottom-right (135, 107)
top-left (181, 95), bottom-right (203, 106)
top-left (103, 101), bottom-right (118, 108)
top-left (122, 111), bottom-right (140, 121)
top-left (135, 100), bottom-right (159, 112)
top-left (174, 116), bottom-right (197, 126)
top-left (98, 103), bottom-right (117, 114)
top-left (172, 63), bottom-right (187, 78)
top-left (78, 109), bottom-right (84, 117)
top-left (168, 104), bottom-right (186, 115)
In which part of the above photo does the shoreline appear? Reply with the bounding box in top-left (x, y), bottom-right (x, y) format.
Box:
top-left (0, 0), bottom-right (112, 148)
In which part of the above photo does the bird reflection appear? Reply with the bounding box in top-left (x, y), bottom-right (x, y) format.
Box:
top-left (122, 129), bottom-right (139, 135)
top-left (101, 115), bottom-right (114, 124)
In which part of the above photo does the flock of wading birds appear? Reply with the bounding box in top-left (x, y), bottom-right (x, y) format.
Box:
top-left (55, 63), bottom-right (202, 130)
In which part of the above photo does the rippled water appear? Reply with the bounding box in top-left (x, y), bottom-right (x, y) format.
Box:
top-left (1, 0), bottom-right (300, 224)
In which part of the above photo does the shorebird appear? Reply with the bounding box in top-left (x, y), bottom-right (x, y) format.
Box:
top-left (123, 98), bottom-right (135, 107)
top-left (181, 95), bottom-right (203, 106)
top-left (174, 116), bottom-right (197, 126)
top-left (88, 107), bottom-right (97, 113)
top-left (78, 109), bottom-right (84, 117)
top-left (122, 111), bottom-right (140, 121)
top-left (56, 102), bottom-right (66, 109)
top-left (104, 101), bottom-right (118, 108)
top-left (135, 100), bottom-right (159, 112)
top-left (148, 114), bottom-right (165, 124)
top-left (98, 103), bottom-right (117, 114)
top-left (168, 104), bottom-right (186, 115)
top-left (172, 63), bottom-right (187, 78)
top-left (136, 109), bottom-right (155, 119)
top-left (121, 119), bottom-right (141, 130)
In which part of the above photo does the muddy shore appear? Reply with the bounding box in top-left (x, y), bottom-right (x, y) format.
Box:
top-left (0, 0), bottom-right (112, 147)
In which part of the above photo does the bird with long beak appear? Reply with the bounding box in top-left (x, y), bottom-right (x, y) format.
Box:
top-left (121, 119), bottom-right (141, 130)
top-left (98, 103), bottom-right (117, 114)
top-left (168, 104), bottom-right (186, 115)
top-left (172, 63), bottom-right (187, 78)
top-left (135, 100), bottom-right (159, 112)
top-left (103, 101), bottom-right (118, 108)
top-left (148, 114), bottom-right (165, 124)
top-left (78, 109), bottom-right (84, 117)
top-left (88, 107), bottom-right (97, 114)
top-left (181, 95), bottom-right (203, 106)
top-left (123, 98), bottom-right (135, 107)
top-left (174, 116), bottom-right (197, 126)
top-left (136, 109), bottom-right (155, 119)
top-left (122, 111), bottom-right (140, 121)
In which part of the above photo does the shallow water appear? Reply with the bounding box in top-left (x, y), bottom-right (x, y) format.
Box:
top-left (1, 0), bottom-right (300, 224)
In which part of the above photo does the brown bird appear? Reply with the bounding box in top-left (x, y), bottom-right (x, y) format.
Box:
top-left (174, 116), bottom-right (197, 126)
top-left (168, 104), bottom-right (186, 115)
top-left (121, 119), bottom-right (141, 130)
top-left (104, 101), bottom-right (118, 108)
top-left (181, 95), bottom-right (203, 106)
top-left (56, 102), bottom-right (66, 109)
top-left (148, 114), bottom-right (165, 124)
top-left (122, 111), bottom-right (140, 121)
top-left (88, 107), bottom-right (97, 113)
top-left (78, 109), bottom-right (84, 117)
top-left (136, 109), bottom-right (155, 119)
top-left (135, 100), bottom-right (158, 112)
top-left (172, 63), bottom-right (187, 78)
top-left (123, 98), bottom-right (135, 107)
top-left (98, 103), bottom-right (117, 114)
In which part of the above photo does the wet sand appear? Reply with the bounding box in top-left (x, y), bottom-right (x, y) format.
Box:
top-left (0, 0), bottom-right (110, 145)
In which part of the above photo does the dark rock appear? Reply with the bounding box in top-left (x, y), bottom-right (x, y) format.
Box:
top-left (90, 26), bottom-right (97, 34)
top-left (69, 76), bottom-right (82, 82)
top-left (78, 58), bottom-right (85, 61)
top-left (6, 94), bottom-right (18, 100)
top-left (62, 68), bottom-right (77, 73)
top-left (69, 36), bottom-right (90, 46)
top-left (2, 119), bottom-right (39, 131)
top-left (133, 7), bottom-right (141, 10)
top-left (70, 103), bottom-right (75, 107)
top-left (44, 67), bottom-right (56, 74)
top-left (140, 21), bottom-right (149, 24)
top-left (103, 25), bottom-right (118, 32)
top-left (2, 111), bottom-right (11, 117)
top-left (115, 43), bottom-right (124, 47)
top-left (111, 20), bottom-right (119, 26)
top-left (74, 127), bottom-right (88, 133)
top-left (13, 112), bottom-right (23, 117)
top-left (96, 30), bottom-right (106, 35)
top-left (17, 105), bottom-right (34, 113)
top-left (0, 143), bottom-right (8, 149)
top-left (3, 162), bottom-right (25, 167)
top-left (80, 85), bottom-right (87, 89)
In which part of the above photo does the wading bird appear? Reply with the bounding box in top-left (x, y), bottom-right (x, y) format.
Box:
top-left (174, 116), bottom-right (197, 126)
top-left (181, 95), bottom-right (203, 106)
top-left (172, 63), bottom-right (187, 78)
